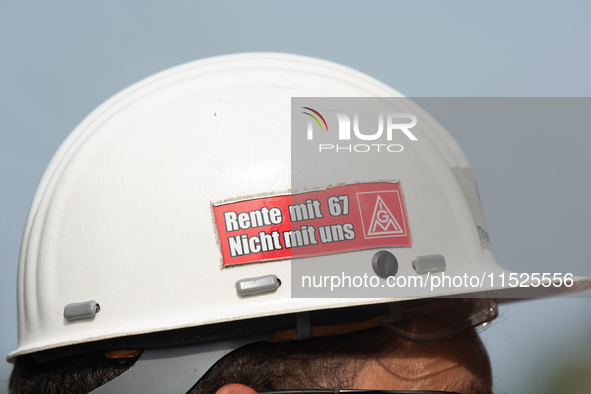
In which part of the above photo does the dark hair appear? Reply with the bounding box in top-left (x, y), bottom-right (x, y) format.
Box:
top-left (9, 327), bottom-right (405, 394)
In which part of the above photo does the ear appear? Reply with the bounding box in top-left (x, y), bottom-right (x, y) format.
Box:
top-left (215, 383), bottom-right (259, 394)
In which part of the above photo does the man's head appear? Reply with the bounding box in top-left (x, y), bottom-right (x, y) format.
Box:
top-left (8, 53), bottom-right (590, 393)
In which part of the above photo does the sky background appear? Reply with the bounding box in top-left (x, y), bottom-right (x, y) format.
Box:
top-left (1, 1), bottom-right (590, 393)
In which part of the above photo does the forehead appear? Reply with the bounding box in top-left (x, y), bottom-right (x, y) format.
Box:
top-left (354, 328), bottom-right (492, 394)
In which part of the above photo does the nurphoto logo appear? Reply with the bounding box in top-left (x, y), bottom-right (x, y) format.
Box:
top-left (302, 107), bottom-right (418, 153)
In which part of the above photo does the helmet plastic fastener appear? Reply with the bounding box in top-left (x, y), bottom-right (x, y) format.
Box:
top-left (63, 300), bottom-right (100, 321)
top-left (372, 251), bottom-right (398, 279)
top-left (412, 255), bottom-right (446, 274)
top-left (235, 275), bottom-right (280, 296)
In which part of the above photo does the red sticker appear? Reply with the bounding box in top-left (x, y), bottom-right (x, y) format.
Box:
top-left (212, 182), bottom-right (411, 267)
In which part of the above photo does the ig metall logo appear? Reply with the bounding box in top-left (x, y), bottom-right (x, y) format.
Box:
top-left (302, 107), bottom-right (418, 153)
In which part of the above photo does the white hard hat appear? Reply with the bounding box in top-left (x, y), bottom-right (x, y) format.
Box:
top-left (8, 53), bottom-right (590, 393)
